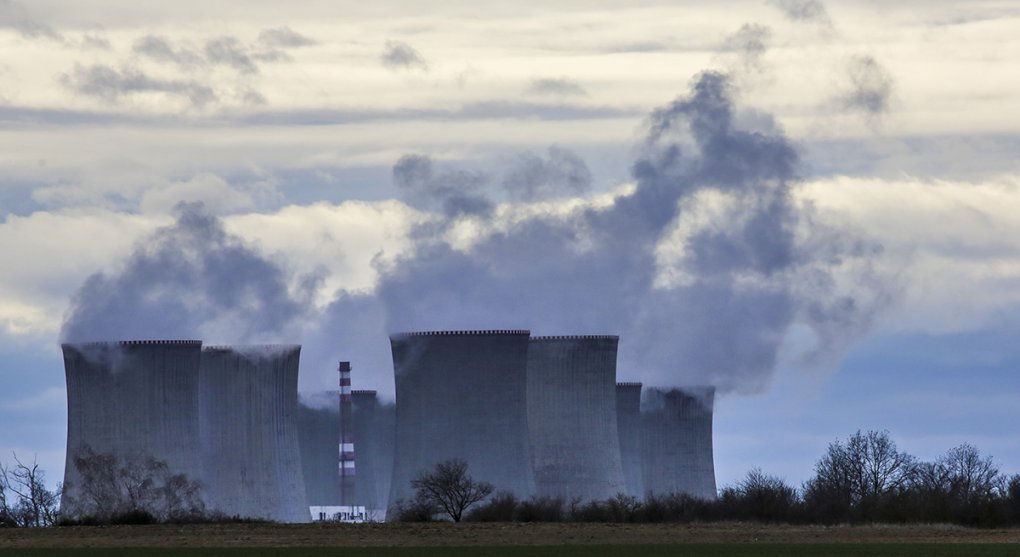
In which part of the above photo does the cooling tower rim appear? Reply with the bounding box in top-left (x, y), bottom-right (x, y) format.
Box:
top-left (531, 334), bottom-right (619, 341)
top-left (616, 382), bottom-right (643, 387)
top-left (62, 339), bottom-right (202, 348)
top-left (202, 344), bottom-right (301, 351)
top-left (390, 329), bottom-right (531, 338)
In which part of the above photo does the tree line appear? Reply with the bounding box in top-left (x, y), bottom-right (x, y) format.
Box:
top-left (4, 430), bottom-right (1020, 527)
top-left (396, 430), bottom-right (1020, 527)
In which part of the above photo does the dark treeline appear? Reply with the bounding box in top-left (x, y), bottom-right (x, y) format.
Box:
top-left (399, 431), bottom-right (1020, 527)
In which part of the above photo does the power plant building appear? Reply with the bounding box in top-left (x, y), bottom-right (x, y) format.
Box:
top-left (526, 335), bottom-right (625, 501)
top-left (640, 387), bottom-right (717, 500)
top-left (352, 390), bottom-right (395, 513)
top-left (61, 340), bottom-right (311, 522)
top-left (615, 382), bottom-right (644, 498)
top-left (389, 330), bottom-right (535, 506)
top-left (60, 340), bottom-right (205, 518)
top-left (199, 345), bottom-right (309, 523)
top-left (297, 395), bottom-right (341, 507)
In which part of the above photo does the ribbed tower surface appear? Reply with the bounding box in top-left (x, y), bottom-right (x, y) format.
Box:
top-left (640, 387), bottom-right (717, 500)
top-left (527, 336), bottom-right (625, 501)
top-left (199, 345), bottom-right (309, 523)
top-left (352, 390), bottom-right (395, 512)
top-left (615, 382), bottom-right (644, 499)
top-left (60, 340), bottom-right (204, 518)
top-left (389, 330), bottom-right (534, 506)
top-left (297, 398), bottom-right (341, 507)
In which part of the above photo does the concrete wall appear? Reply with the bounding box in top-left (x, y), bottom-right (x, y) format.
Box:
top-left (640, 387), bottom-right (716, 500)
top-left (61, 340), bottom-right (204, 518)
top-left (527, 336), bottom-right (625, 501)
top-left (352, 390), bottom-right (395, 512)
top-left (389, 330), bottom-right (534, 507)
top-left (297, 395), bottom-right (341, 507)
top-left (199, 345), bottom-right (309, 522)
top-left (615, 382), bottom-right (644, 499)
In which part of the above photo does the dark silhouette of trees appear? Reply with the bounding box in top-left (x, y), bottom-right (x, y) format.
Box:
top-left (63, 446), bottom-right (204, 524)
top-left (410, 458), bottom-right (493, 522)
top-left (803, 430), bottom-right (914, 522)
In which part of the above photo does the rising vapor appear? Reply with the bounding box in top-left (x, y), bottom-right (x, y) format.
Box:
top-left (61, 72), bottom-right (885, 396)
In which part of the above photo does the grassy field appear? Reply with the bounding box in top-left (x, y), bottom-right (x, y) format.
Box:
top-left (3, 522), bottom-right (1020, 555)
top-left (3, 545), bottom-right (1020, 557)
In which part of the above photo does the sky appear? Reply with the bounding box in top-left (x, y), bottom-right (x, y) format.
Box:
top-left (2, 0), bottom-right (1020, 493)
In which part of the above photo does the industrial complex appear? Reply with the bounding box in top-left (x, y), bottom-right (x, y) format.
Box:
top-left (60, 331), bottom-right (718, 522)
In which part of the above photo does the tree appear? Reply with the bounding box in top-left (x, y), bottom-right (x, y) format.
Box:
top-left (410, 458), bottom-right (493, 522)
top-left (0, 454), bottom-right (61, 527)
top-left (804, 430), bottom-right (914, 522)
top-left (939, 444), bottom-right (1001, 505)
top-left (733, 468), bottom-right (799, 522)
top-left (63, 446), bottom-right (204, 523)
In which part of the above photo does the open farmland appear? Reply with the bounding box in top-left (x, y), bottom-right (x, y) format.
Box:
top-left (2, 522), bottom-right (1020, 556)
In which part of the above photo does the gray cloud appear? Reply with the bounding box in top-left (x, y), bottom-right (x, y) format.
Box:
top-left (722, 23), bottom-right (772, 72)
top-left (257, 26), bottom-right (315, 48)
top-left (133, 35), bottom-right (203, 68)
top-left (61, 203), bottom-right (308, 344)
top-left (393, 154), bottom-right (493, 218)
top-left (381, 40), bottom-right (428, 72)
top-left (205, 36), bottom-right (258, 74)
top-left (502, 146), bottom-right (592, 201)
top-left (60, 63), bottom-right (216, 107)
top-left (770, 0), bottom-right (833, 27)
top-left (0, 0), bottom-right (62, 40)
top-left (80, 33), bottom-right (111, 50)
top-left (526, 77), bottom-right (588, 97)
top-left (355, 71), bottom-right (883, 393)
top-left (841, 54), bottom-right (894, 118)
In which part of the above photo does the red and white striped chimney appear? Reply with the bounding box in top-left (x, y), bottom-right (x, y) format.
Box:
top-left (338, 361), bottom-right (355, 505)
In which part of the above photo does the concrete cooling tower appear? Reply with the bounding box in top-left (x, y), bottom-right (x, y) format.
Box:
top-left (61, 340), bottom-right (205, 518)
top-left (615, 382), bottom-right (644, 499)
top-left (640, 387), bottom-right (717, 500)
top-left (297, 394), bottom-right (341, 507)
top-left (389, 330), bottom-right (534, 507)
top-left (526, 335), bottom-right (625, 501)
top-left (352, 390), bottom-right (396, 512)
top-left (199, 345), bottom-right (308, 523)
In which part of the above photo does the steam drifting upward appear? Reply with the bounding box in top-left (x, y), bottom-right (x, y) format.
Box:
top-left (61, 203), bottom-right (306, 344)
top-left (60, 72), bottom-right (884, 396)
top-left (371, 71), bottom-right (883, 393)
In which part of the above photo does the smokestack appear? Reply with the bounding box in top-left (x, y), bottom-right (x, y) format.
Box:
top-left (640, 387), bottom-right (717, 500)
top-left (615, 382), bottom-right (644, 498)
top-left (388, 330), bottom-right (534, 507)
top-left (338, 361), bottom-right (355, 505)
top-left (60, 340), bottom-right (205, 519)
top-left (526, 335), bottom-right (625, 501)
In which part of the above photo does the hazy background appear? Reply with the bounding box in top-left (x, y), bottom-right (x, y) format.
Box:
top-left (2, 0), bottom-right (1019, 490)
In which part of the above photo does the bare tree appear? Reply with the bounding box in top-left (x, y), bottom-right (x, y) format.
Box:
top-left (939, 444), bottom-right (1001, 504)
top-left (64, 446), bottom-right (204, 523)
top-left (410, 458), bottom-right (493, 522)
top-left (804, 430), bottom-right (914, 520)
top-left (0, 454), bottom-right (61, 527)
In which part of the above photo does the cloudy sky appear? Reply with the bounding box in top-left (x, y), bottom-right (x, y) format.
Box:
top-left (2, 0), bottom-right (1020, 491)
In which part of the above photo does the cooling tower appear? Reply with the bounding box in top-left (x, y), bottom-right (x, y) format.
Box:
top-left (615, 382), bottom-right (644, 499)
top-left (352, 390), bottom-right (396, 512)
top-left (297, 394), bottom-right (341, 506)
top-left (527, 335), bottom-right (625, 501)
top-left (389, 330), bottom-right (534, 507)
top-left (199, 345), bottom-right (308, 523)
top-left (61, 340), bottom-right (204, 518)
top-left (640, 387), bottom-right (716, 500)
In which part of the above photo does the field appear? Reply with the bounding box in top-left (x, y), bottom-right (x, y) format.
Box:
top-left (3, 523), bottom-right (1020, 556)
